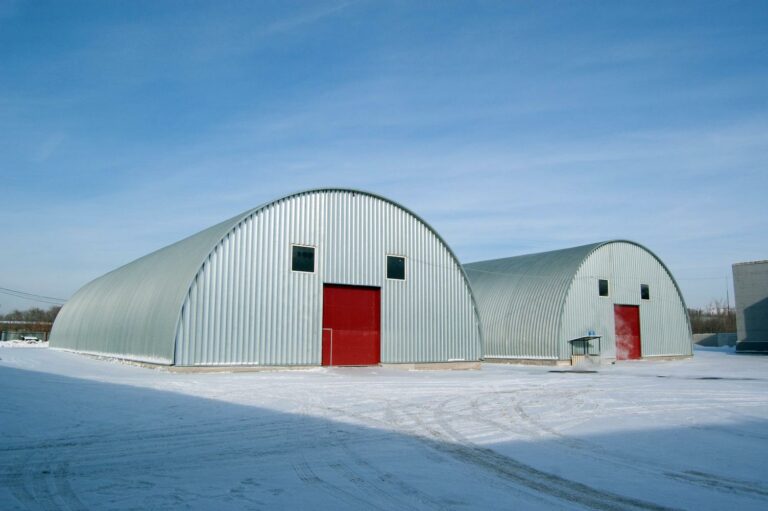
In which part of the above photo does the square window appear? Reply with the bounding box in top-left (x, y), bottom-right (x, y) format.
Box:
top-left (291, 245), bottom-right (315, 273)
top-left (641, 284), bottom-right (650, 300)
top-left (387, 255), bottom-right (406, 280)
top-left (598, 279), bottom-right (609, 297)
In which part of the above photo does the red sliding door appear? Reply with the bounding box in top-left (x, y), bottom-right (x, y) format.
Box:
top-left (322, 284), bottom-right (381, 366)
top-left (614, 304), bottom-right (641, 360)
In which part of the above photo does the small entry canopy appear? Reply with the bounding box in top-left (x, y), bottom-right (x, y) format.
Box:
top-left (568, 335), bottom-right (602, 365)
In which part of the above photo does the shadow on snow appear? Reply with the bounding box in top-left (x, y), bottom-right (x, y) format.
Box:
top-left (0, 364), bottom-right (766, 511)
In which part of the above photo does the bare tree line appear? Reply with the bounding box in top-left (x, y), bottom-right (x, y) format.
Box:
top-left (688, 300), bottom-right (736, 334)
top-left (0, 305), bottom-right (61, 323)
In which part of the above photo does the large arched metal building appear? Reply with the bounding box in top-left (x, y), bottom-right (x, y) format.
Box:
top-left (463, 241), bottom-right (692, 364)
top-left (51, 189), bottom-right (482, 368)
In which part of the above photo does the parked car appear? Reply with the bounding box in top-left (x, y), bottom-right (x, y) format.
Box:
top-left (21, 336), bottom-right (41, 342)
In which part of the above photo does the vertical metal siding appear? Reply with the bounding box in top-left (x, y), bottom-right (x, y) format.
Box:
top-left (560, 243), bottom-right (692, 360)
top-left (732, 261), bottom-right (768, 343)
top-left (175, 190), bottom-right (481, 366)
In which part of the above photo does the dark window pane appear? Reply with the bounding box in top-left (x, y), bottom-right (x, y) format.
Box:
top-left (387, 256), bottom-right (405, 280)
top-left (292, 245), bottom-right (315, 273)
top-left (641, 284), bottom-right (650, 300)
top-left (599, 279), bottom-right (609, 297)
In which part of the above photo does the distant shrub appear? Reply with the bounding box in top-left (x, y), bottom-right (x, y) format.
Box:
top-left (0, 305), bottom-right (61, 323)
top-left (688, 301), bottom-right (736, 334)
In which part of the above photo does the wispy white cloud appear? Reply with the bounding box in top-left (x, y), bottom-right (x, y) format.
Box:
top-left (262, 1), bottom-right (358, 36)
top-left (31, 133), bottom-right (66, 163)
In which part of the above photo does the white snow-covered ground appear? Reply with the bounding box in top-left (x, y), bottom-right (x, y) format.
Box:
top-left (0, 340), bottom-right (48, 348)
top-left (1, 346), bottom-right (766, 510)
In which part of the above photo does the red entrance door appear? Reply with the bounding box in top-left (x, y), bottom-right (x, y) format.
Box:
top-left (322, 284), bottom-right (381, 366)
top-left (614, 304), bottom-right (641, 360)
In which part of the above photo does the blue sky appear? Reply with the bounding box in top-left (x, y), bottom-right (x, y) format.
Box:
top-left (1, 0), bottom-right (766, 312)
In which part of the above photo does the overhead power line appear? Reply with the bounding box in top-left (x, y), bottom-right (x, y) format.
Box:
top-left (0, 286), bottom-right (67, 305)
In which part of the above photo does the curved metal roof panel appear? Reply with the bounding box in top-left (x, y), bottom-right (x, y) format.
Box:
top-left (49, 213), bottom-right (245, 363)
top-left (463, 243), bottom-right (600, 358)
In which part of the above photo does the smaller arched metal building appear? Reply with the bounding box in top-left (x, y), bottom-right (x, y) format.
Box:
top-left (463, 241), bottom-right (692, 364)
top-left (50, 189), bottom-right (482, 368)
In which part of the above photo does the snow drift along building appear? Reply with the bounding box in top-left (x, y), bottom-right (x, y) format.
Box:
top-left (50, 189), bottom-right (482, 367)
top-left (463, 241), bottom-right (692, 364)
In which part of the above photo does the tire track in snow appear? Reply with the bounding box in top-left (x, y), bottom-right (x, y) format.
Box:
top-left (2, 450), bottom-right (86, 511)
top-left (490, 387), bottom-right (768, 501)
top-left (298, 389), bottom-right (459, 510)
top-left (292, 457), bottom-right (388, 510)
top-left (421, 396), bottom-right (680, 511)
top-left (0, 415), bottom-right (343, 510)
top-left (665, 471), bottom-right (768, 498)
top-left (302, 393), bottom-right (539, 507)
top-left (395, 403), bottom-right (556, 507)
top-left (3, 453), bottom-right (36, 510)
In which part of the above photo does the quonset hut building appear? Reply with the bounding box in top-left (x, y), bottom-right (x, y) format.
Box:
top-left (463, 241), bottom-right (692, 365)
top-left (51, 189), bottom-right (482, 368)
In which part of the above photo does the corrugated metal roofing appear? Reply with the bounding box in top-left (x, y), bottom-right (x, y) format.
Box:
top-left (49, 215), bottom-right (242, 364)
top-left (464, 240), bottom-right (692, 361)
top-left (50, 188), bottom-right (482, 365)
top-left (464, 244), bottom-right (595, 359)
